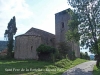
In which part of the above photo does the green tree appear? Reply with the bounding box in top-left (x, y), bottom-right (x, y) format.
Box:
top-left (85, 52), bottom-right (90, 60)
top-left (4, 16), bottom-right (17, 58)
top-left (80, 52), bottom-right (90, 60)
top-left (80, 52), bottom-right (84, 59)
top-left (58, 42), bottom-right (69, 58)
top-left (67, 0), bottom-right (100, 67)
top-left (66, 8), bottom-right (80, 43)
top-left (57, 42), bottom-right (75, 60)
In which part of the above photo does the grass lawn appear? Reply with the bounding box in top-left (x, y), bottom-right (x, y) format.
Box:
top-left (0, 58), bottom-right (88, 75)
top-left (93, 65), bottom-right (100, 75)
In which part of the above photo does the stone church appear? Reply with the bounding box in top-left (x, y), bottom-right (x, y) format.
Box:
top-left (14, 9), bottom-right (80, 59)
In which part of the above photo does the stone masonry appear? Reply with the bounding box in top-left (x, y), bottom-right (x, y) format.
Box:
top-left (55, 9), bottom-right (80, 57)
top-left (14, 8), bottom-right (80, 59)
top-left (14, 27), bottom-right (55, 59)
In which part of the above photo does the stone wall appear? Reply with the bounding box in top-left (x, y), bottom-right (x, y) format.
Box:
top-left (14, 9), bottom-right (80, 59)
top-left (14, 34), bottom-right (41, 59)
top-left (55, 9), bottom-right (70, 43)
top-left (14, 27), bottom-right (55, 59)
top-left (25, 27), bottom-right (55, 47)
top-left (55, 9), bottom-right (80, 57)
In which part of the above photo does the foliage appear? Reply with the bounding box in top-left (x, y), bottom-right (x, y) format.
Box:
top-left (57, 42), bottom-right (76, 60)
top-left (67, 0), bottom-right (100, 55)
top-left (80, 52), bottom-right (90, 60)
top-left (67, 0), bottom-right (100, 67)
top-left (93, 65), bottom-right (100, 75)
top-left (71, 50), bottom-right (76, 60)
top-left (90, 38), bottom-right (100, 54)
top-left (55, 59), bottom-right (71, 68)
top-left (36, 44), bottom-right (57, 54)
top-left (0, 55), bottom-right (7, 60)
top-left (66, 9), bottom-right (80, 43)
top-left (66, 9), bottom-right (79, 60)
top-left (0, 58), bottom-right (88, 75)
top-left (7, 39), bottom-right (13, 58)
top-left (57, 42), bottom-right (70, 59)
top-left (4, 16), bottom-right (17, 58)
top-left (36, 44), bottom-right (58, 62)
top-left (11, 51), bottom-right (14, 58)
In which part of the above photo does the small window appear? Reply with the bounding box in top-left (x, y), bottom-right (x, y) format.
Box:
top-left (31, 46), bottom-right (33, 51)
top-left (61, 22), bottom-right (64, 28)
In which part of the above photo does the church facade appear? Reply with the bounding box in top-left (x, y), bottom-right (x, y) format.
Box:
top-left (14, 9), bottom-right (80, 59)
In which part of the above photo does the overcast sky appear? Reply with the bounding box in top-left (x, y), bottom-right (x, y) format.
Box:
top-left (0, 0), bottom-right (71, 41)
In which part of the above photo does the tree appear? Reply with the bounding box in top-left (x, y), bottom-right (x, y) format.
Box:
top-left (57, 42), bottom-right (75, 60)
top-left (66, 8), bottom-right (80, 43)
top-left (58, 42), bottom-right (69, 58)
top-left (67, 0), bottom-right (100, 67)
top-left (80, 52), bottom-right (90, 60)
top-left (4, 16), bottom-right (17, 58)
top-left (85, 52), bottom-right (90, 60)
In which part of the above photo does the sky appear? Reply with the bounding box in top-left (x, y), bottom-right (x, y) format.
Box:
top-left (0, 0), bottom-right (71, 40)
top-left (0, 0), bottom-right (93, 55)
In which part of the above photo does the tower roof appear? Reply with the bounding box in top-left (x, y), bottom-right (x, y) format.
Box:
top-left (55, 8), bottom-right (71, 15)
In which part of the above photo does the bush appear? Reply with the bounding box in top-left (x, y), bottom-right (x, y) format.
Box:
top-left (37, 44), bottom-right (56, 54)
top-left (36, 44), bottom-right (58, 62)
top-left (0, 55), bottom-right (7, 60)
top-left (11, 51), bottom-right (14, 58)
top-left (55, 58), bottom-right (71, 68)
top-left (57, 42), bottom-right (77, 60)
top-left (80, 52), bottom-right (90, 60)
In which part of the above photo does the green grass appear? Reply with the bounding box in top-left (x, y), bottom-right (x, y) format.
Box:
top-left (0, 58), bottom-right (88, 75)
top-left (93, 65), bottom-right (100, 75)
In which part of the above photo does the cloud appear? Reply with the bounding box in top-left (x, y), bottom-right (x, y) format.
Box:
top-left (0, 0), bottom-right (34, 40)
top-left (0, 0), bottom-right (70, 40)
top-left (0, 0), bottom-right (34, 19)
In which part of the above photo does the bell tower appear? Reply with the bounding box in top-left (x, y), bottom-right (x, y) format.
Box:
top-left (55, 9), bottom-right (70, 44)
top-left (55, 9), bottom-right (80, 57)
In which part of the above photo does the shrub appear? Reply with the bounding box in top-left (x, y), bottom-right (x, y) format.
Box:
top-left (36, 44), bottom-right (56, 54)
top-left (57, 42), bottom-right (71, 59)
top-left (11, 51), bottom-right (14, 58)
top-left (0, 55), bottom-right (7, 60)
top-left (36, 44), bottom-right (58, 62)
top-left (80, 52), bottom-right (90, 60)
top-left (55, 58), bottom-right (71, 68)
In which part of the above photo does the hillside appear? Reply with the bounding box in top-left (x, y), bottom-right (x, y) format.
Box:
top-left (0, 41), bottom-right (7, 51)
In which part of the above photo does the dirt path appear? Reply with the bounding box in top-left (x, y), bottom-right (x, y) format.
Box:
top-left (62, 61), bottom-right (96, 75)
